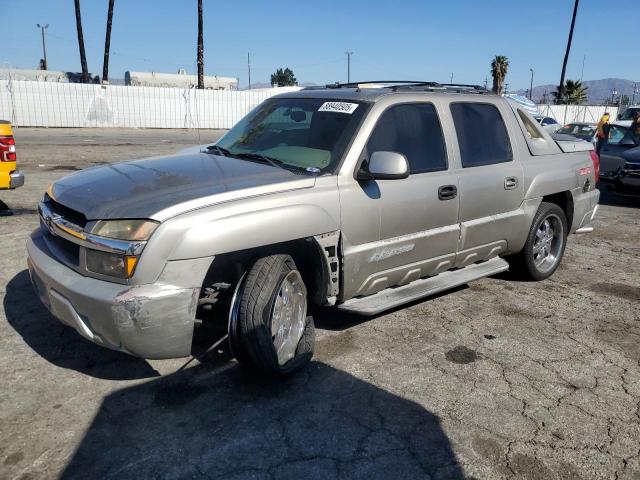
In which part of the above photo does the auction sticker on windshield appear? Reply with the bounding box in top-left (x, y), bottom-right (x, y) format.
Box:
top-left (318, 102), bottom-right (359, 114)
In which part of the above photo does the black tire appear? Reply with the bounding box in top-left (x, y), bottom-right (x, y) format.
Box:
top-left (509, 202), bottom-right (568, 281)
top-left (228, 254), bottom-right (314, 375)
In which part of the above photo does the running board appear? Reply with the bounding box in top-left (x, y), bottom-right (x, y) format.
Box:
top-left (337, 257), bottom-right (509, 316)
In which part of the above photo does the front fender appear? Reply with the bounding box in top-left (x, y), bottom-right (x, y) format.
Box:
top-left (168, 203), bottom-right (339, 260)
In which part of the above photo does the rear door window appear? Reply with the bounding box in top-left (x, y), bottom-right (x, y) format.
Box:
top-left (366, 103), bottom-right (447, 173)
top-left (451, 103), bottom-right (513, 167)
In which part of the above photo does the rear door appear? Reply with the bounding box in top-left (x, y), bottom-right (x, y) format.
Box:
top-left (449, 101), bottom-right (525, 267)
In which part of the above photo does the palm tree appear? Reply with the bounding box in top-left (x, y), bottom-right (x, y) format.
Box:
top-left (74, 0), bottom-right (89, 83)
top-left (197, 0), bottom-right (204, 89)
top-left (102, 0), bottom-right (115, 84)
top-left (558, 0), bottom-right (580, 103)
top-left (491, 55), bottom-right (509, 95)
top-left (553, 79), bottom-right (588, 105)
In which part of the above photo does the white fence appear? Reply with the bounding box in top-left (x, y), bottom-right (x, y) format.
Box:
top-left (0, 80), bottom-right (300, 129)
top-left (537, 104), bottom-right (619, 124)
top-left (0, 79), bottom-right (621, 129)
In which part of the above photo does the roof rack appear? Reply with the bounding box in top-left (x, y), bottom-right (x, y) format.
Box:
top-left (303, 80), bottom-right (491, 94)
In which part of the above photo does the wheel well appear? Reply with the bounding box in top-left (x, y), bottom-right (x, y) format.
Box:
top-left (198, 238), bottom-right (329, 311)
top-left (542, 191), bottom-right (574, 228)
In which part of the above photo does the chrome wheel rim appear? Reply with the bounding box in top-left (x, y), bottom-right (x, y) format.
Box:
top-left (533, 214), bottom-right (564, 273)
top-left (271, 270), bottom-right (307, 366)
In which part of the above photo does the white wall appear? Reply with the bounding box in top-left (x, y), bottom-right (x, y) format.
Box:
top-left (0, 80), bottom-right (300, 128)
top-left (537, 104), bottom-right (620, 124)
top-left (0, 79), bottom-right (621, 129)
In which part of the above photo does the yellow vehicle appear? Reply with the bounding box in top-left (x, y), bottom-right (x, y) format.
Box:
top-left (0, 120), bottom-right (24, 190)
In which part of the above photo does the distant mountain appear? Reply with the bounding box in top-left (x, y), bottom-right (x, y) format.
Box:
top-left (516, 78), bottom-right (639, 104)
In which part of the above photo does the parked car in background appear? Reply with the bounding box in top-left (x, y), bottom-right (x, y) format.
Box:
top-left (27, 82), bottom-right (599, 376)
top-left (0, 120), bottom-right (24, 191)
top-left (534, 115), bottom-right (561, 133)
top-left (598, 124), bottom-right (640, 196)
top-left (616, 106), bottom-right (640, 127)
top-left (555, 122), bottom-right (597, 145)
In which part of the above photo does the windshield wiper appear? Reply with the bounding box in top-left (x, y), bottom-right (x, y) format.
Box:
top-left (231, 152), bottom-right (285, 169)
top-left (206, 144), bottom-right (232, 157)
top-left (207, 147), bottom-right (316, 174)
top-left (231, 152), bottom-right (314, 174)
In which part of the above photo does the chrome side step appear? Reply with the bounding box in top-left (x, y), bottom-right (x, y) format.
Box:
top-left (337, 257), bottom-right (509, 316)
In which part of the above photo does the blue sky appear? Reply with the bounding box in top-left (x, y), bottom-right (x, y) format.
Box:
top-left (2, 0), bottom-right (638, 89)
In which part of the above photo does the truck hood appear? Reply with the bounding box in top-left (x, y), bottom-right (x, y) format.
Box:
top-left (49, 152), bottom-right (315, 221)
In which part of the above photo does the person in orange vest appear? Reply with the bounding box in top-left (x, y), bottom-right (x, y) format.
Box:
top-left (595, 112), bottom-right (611, 154)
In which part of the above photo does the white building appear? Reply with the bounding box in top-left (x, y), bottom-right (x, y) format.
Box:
top-left (125, 70), bottom-right (237, 90)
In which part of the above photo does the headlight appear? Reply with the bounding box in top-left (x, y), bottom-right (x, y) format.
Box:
top-left (90, 219), bottom-right (158, 241)
top-left (86, 250), bottom-right (138, 278)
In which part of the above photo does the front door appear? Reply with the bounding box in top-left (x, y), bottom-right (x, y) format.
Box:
top-left (339, 102), bottom-right (460, 299)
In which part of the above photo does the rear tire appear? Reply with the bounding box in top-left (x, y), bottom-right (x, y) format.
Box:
top-left (228, 254), bottom-right (314, 375)
top-left (510, 202), bottom-right (568, 281)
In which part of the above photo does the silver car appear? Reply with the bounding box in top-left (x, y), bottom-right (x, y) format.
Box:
top-left (27, 82), bottom-right (600, 376)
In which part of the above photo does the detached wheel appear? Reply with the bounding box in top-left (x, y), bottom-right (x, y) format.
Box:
top-left (228, 254), bottom-right (314, 375)
top-left (511, 202), bottom-right (568, 281)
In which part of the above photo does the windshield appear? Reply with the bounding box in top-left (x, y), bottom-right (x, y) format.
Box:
top-left (619, 108), bottom-right (639, 121)
top-left (556, 124), bottom-right (596, 136)
top-left (215, 97), bottom-right (368, 174)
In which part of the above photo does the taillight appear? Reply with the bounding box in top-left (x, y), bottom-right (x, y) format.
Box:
top-left (589, 150), bottom-right (600, 183)
top-left (0, 136), bottom-right (16, 162)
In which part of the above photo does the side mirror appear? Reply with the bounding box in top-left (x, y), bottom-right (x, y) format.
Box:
top-left (358, 151), bottom-right (409, 180)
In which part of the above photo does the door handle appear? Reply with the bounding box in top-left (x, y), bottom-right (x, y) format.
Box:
top-left (438, 185), bottom-right (457, 200)
top-left (504, 177), bottom-right (518, 190)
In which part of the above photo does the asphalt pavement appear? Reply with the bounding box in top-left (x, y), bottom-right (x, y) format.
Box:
top-left (1, 128), bottom-right (639, 480)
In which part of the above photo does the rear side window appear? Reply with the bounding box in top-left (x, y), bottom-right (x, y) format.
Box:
top-left (451, 103), bottom-right (512, 167)
top-left (517, 110), bottom-right (544, 139)
top-left (366, 103), bottom-right (447, 173)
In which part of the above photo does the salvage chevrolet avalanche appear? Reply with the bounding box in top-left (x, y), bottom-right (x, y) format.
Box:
top-left (27, 81), bottom-right (600, 375)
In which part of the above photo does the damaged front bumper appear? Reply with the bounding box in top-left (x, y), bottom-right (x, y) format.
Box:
top-left (27, 228), bottom-right (201, 359)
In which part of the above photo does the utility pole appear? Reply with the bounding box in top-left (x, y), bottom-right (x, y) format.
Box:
top-left (529, 68), bottom-right (534, 101)
top-left (450, 72), bottom-right (454, 85)
top-left (102, 0), bottom-right (115, 84)
top-left (345, 51), bottom-right (353, 84)
top-left (632, 83), bottom-right (638, 106)
top-left (558, 0), bottom-right (580, 104)
top-left (505, 83), bottom-right (510, 95)
top-left (247, 52), bottom-right (251, 89)
top-left (483, 77), bottom-right (488, 90)
top-left (73, 0), bottom-right (89, 82)
top-left (579, 54), bottom-right (586, 82)
top-left (197, 0), bottom-right (204, 89)
top-left (37, 24), bottom-right (48, 70)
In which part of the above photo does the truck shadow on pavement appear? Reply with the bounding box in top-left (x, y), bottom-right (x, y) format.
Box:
top-left (4, 270), bottom-right (160, 380)
top-left (598, 189), bottom-right (640, 208)
top-left (60, 360), bottom-right (466, 480)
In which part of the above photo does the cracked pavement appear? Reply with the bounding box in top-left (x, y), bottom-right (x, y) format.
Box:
top-left (1, 128), bottom-right (639, 479)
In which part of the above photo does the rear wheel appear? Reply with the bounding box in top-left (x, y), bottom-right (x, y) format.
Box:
top-left (228, 254), bottom-right (314, 375)
top-left (510, 202), bottom-right (568, 281)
